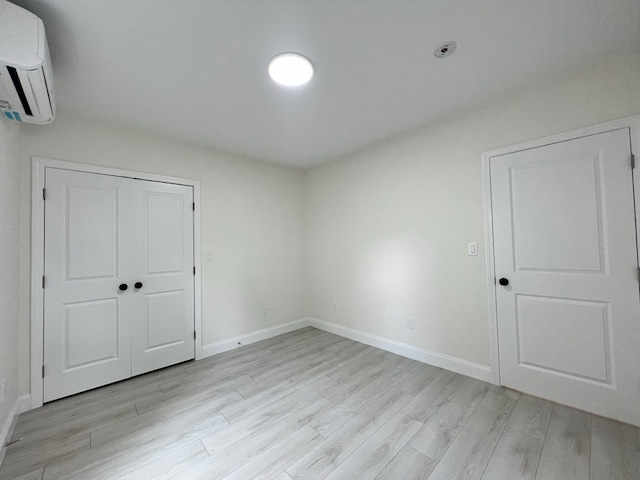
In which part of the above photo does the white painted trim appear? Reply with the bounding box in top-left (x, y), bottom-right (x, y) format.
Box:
top-left (308, 318), bottom-right (493, 383)
top-left (481, 114), bottom-right (640, 386)
top-left (30, 159), bottom-right (45, 410)
top-left (200, 318), bottom-right (311, 358)
top-left (481, 153), bottom-right (501, 385)
top-left (0, 395), bottom-right (25, 467)
top-left (30, 157), bottom-right (203, 410)
top-left (17, 394), bottom-right (31, 415)
top-left (482, 114), bottom-right (640, 159)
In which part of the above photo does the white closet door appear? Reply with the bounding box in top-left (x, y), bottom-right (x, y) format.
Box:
top-left (43, 169), bottom-right (133, 402)
top-left (491, 128), bottom-right (640, 425)
top-left (130, 180), bottom-right (195, 376)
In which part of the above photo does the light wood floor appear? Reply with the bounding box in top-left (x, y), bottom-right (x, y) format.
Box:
top-left (1, 327), bottom-right (638, 480)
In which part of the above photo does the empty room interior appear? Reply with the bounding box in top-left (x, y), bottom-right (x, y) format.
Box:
top-left (1, 0), bottom-right (640, 479)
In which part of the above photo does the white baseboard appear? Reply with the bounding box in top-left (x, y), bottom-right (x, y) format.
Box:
top-left (17, 394), bottom-right (31, 414)
top-left (197, 316), bottom-right (494, 384)
top-left (199, 318), bottom-right (312, 359)
top-left (309, 318), bottom-right (494, 383)
top-left (0, 394), bottom-right (29, 467)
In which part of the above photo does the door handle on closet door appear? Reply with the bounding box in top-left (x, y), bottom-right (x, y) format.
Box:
top-left (134, 282), bottom-right (143, 289)
top-left (119, 283), bottom-right (128, 291)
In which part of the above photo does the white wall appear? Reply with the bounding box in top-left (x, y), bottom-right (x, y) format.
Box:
top-left (17, 113), bottom-right (307, 395)
top-left (0, 117), bottom-right (22, 457)
top-left (305, 51), bottom-right (640, 367)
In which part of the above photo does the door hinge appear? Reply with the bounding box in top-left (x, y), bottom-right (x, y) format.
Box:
top-left (193, 266), bottom-right (196, 275)
top-left (42, 188), bottom-right (46, 200)
top-left (632, 154), bottom-right (636, 170)
top-left (637, 266), bottom-right (640, 282)
top-left (193, 331), bottom-right (196, 340)
top-left (42, 365), bottom-right (45, 378)
top-left (192, 202), bottom-right (195, 211)
top-left (42, 276), bottom-right (45, 288)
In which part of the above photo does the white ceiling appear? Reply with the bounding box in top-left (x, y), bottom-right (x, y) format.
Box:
top-left (12, 0), bottom-right (640, 167)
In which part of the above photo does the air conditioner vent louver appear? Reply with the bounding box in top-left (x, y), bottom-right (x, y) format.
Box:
top-left (7, 65), bottom-right (33, 116)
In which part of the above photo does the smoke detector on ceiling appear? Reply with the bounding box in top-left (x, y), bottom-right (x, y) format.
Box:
top-left (434, 41), bottom-right (457, 59)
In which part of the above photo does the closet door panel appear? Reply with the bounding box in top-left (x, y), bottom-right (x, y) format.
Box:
top-left (130, 180), bottom-right (195, 375)
top-left (43, 169), bottom-right (133, 402)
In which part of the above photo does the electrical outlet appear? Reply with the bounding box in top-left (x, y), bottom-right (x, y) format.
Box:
top-left (261, 306), bottom-right (268, 317)
top-left (405, 316), bottom-right (414, 329)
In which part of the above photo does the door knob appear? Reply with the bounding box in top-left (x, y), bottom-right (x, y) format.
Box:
top-left (119, 283), bottom-right (128, 291)
top-left (498, 278), bottom-right (509, 286)
top-left (134, 282), bottom-right (143, 289)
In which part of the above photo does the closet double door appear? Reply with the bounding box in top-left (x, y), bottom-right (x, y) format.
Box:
top-left (43, 168), bottom-right (195, 402)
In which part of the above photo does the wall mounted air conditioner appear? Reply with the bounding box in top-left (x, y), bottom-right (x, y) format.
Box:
top-left (0, 0), bottom-right (55, 124)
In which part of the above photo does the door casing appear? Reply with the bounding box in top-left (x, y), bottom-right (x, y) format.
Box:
top-left (482, 115), bottom-right (640, 386)
top-left (31, 157), bottom-right (203, 410)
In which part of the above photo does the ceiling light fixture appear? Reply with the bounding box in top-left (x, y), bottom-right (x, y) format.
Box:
top-left (268, 53), bottom-right (314, 87)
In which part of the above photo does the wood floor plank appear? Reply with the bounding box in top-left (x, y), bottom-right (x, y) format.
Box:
top-left (120, 440), bottom-right (210, 480)
top-left (13, 467), bottom-right (44, 480)
top-left (374, 445), bottom-right (437, 480)
top-left (590, 414), bottom-right (639, 480)
top-left (507, 394), bottom-right (553, 440)
top-left (2, 328), bottom-right (637, 480)
top-left (159, 357), bottom-right (265, 393)
top-left (42, 412), bottom-right (227, 479)
top-left (535, 404), bottom-right (591, 480)
top-left (328, 342), bottom-right (373, 367)
top-left (222, 426), bottom-right (323, 480)
top-left (408, 398), bottom-right (470, 461)
top-left (323, 412), bottom-right (423, 480)
top-left (395, 362), bottom-right (442, 395)
top-left (309, 367), bottom-right (410, 437)
top-left (0, 434), bottom-right (90, 480)
top-left (247, 341), bottom-right (339, 381)
top-left (490, 385), bottom-right (521, 401)
top-left (401, 370), bottom-right (464, 423)
top-left (21, 362), bottom-right (189, 422)
top-left (321, 361), bottom-right (395, 404)
top-left (427, 391), bottom-right (516, 480)
top-left (273, 472), bottom-right (294, 480)
top-left (287, 388), bottom-right (414, 480)
top-left (238, 351), bottom-right (337, 397)
top-left (327, 349), bottom-right (387, 382)
top-left (450, 377), bottom-right (491, 408)
top-left (90, 398), bottom-right (229, 448)
top-left (220, 363), bottom-right (336, 422)
top-left (406, 375), bottom-right (490, 461)
top-left (201, 376), bottom-right (336, 456)
top-left (12, 400), bottom-right (138, 443)
top-left (134, 374), bottom-right (247, 415)
top-left (177, 396), bottom-right (333, 479)
top-left (481, 426), bottom-right (543, 480)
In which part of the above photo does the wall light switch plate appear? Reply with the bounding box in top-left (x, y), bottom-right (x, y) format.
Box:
top-left (468, 242), bottom-right (478, 256)
top-left (205, 251), bottom-right (213, 261)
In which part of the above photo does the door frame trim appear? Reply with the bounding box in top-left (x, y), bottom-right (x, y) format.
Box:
top-left (30, 157), bottom-right (203, 409)
top-left (481, 114), bottom-right (640, 386)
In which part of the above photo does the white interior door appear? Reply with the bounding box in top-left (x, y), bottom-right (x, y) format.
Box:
top-left (44, 169), bottom-right (195, 402)
top-left (491, 128), bottom-right (640, 426)
top-left (130, 180), bottom-right (195, 376)
top-left (44, 169), bottom-right (133, 402)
